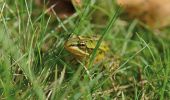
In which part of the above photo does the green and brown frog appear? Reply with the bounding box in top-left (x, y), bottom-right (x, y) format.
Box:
top-left (64, 35), bottom-right (120, 71)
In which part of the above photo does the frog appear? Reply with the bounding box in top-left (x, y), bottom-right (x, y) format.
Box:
top-left (64, 35), bottom-right (119, 70)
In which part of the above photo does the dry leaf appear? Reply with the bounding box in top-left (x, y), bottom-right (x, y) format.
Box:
top-left (117, 0), bottom-right (170, 28)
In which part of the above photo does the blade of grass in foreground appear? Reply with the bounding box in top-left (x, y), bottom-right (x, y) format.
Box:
top-left (1, 20), bottom-right (46, 100)
top-left (0, 1), bottom-right (46, 99)
top-left (160, 49), bottom-right (170, 100)
top-left (88, 7), bottom-right (121, 68)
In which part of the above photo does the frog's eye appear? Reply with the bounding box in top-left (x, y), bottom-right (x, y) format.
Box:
top-left (77, 42), bottom-right (86, 50)
top-left (77, 42), bottom-right (86, 47)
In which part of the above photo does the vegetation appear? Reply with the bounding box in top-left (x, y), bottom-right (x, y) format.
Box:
top-left (0, 0), bottom-right (170, 99)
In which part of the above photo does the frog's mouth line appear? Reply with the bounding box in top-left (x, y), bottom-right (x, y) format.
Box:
top-left (65, 46), bottom-right (89, 57)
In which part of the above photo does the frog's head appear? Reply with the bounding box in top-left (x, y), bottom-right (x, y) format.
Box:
top-left (64, 36), bottom-right (90, 59)
top-left (64, 35), bottom-right (109, 59)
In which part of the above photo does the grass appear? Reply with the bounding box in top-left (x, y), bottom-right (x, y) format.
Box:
top-left (1, 0), bottom-right (170, 99)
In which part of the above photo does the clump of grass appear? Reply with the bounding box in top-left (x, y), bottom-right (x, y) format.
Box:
top-left (0, 0), bottom-right (170, 99)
